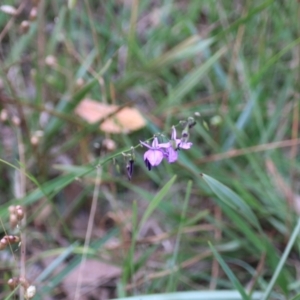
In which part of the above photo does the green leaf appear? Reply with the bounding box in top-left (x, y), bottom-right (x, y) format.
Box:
top-left (201, 173), bottom-right (260, 230)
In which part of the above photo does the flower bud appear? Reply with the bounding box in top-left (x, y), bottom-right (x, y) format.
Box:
top-left (31, 130), bottom-right (44, 146)
top-left (29, 7), bottom-right (37, 20)
top-left (210, 115), bottom-right (222, 126)
top-left (187, 117), bottom-right (196, 128)
top-left (8, 205), bottom-right (16, 214)
top-left (102, 138), bottom-right (116, 152)
top-left (20, 20), bottom-right (30, 34)
top-left (0, 238), bottom-right (8, 250)
top-left (7, 235), bottom-right (20, 243)
top-left (126, 159), bottom-right (134, 180)
top-left (12, 116), bottom-right (21, 126)
top-left (16, 208), bottom-right (24, 221)
top-left (25, 285), bottom-right (36, 299)
top-left (93, 138), bottom-right (116, 156)
top-left (8, 278), bottom-right (19, 290)
top-left (0, 109), bottom-right (8, 122)
top-left (30, 135), bottom-right (39, 146)
top-left (9, 214), bottom-right (18, 229)
top-left (123, 147), bottom-right (135, 180)
top-left (45, 55), bottom-right (57, 67)
top-left (75, 78), bottom-right (85, 89)
top-left (19, 277), bottom-right (29, 289)
top-left (181, 125), bottom-right (190, 143)
top-left (0, 235), bottom-right (20, 249)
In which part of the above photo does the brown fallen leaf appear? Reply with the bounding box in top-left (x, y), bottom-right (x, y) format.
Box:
top-left (75, 98), bottom-right (146, 133)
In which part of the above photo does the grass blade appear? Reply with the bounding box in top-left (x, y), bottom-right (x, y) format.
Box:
top-left (262, 218), bottom-right (300, 300)
top-left (159, 47), bottom-right (226, 110)
top-left (112, 290), bottom-right (263, 300)
top-left (166, 180), bottom-right (193, 292)
top-left (138, 175), bottom-right (177, 231)
top-left (209, 242), bottom-right (251, 300)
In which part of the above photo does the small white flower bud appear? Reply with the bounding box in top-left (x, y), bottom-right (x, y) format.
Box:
top-left (12, 116), bottom-right (21, 126)
top-left (7, 277), bottom-right (19, 290)
top-left (45, 55), bottom-right (57, 67)
top-left (25, 285), bottom-right (36, 299)
top-left (30, 135), bottom-right (39, 146)
top-left (29, 7), bottom-right (37, 20)
top-left (9, 214), bottom-right (18, 229)
top-left (0, 109), bottom-right (8, 122)
top-left (20, 20), bottom-right (30, 34)
top-left (0, 238), bottom-right (8, 250)
top-left (16, 208), bottom-right (24, 220)
top-left (102, 138), bottom-right (116, 151)
top-left (75, 78), bottom-right (85, 89)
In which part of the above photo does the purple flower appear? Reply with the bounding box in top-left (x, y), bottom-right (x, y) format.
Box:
top-left (165, 146), bottom-right (178, 163)
top-left (140, 127), bottom-right (193, 170)
top-left (140, 137), bottom-right (164, 170)
top-left (159, 126), bottom-right (192, 163)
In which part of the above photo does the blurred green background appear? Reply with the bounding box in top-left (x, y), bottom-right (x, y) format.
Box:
top-left (0, 0), bottom-right (300, 299)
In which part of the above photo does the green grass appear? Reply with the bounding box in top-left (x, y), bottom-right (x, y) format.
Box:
top-left (0, 0), bottom-right (300, 299)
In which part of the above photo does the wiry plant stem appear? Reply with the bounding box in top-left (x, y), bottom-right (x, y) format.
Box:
top-left (16, 126), bottom-right (26, 300)
top-left (74, 165), bottom-right (102, 300)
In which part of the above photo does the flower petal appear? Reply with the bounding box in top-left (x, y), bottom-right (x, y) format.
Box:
top-left (151, 137), bottom-right (160, 148)
top-left (174, 139), bottom-right (182, 148)
top-left (141, 137), bottom-right (161, 150)
top-left (144, 149), bottom-right (164, 167)
top-left (158, 142), bottom-right (170, 148)
top-left (171, 126), bottom-right (177, 140)
top-left (167, 147), bottom-right (178, 163)
top-left (179, 142), bottom-right (193, 149)
top-left (145, 158), bottom-right (152, 170)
